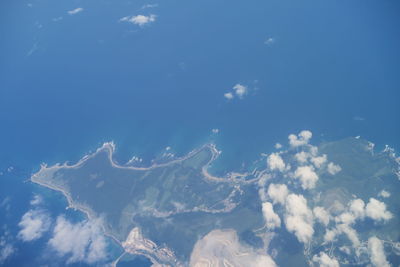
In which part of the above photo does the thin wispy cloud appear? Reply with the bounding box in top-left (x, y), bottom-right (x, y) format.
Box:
top-left (30, 194), bottom-right (43, 206)
top-left (27, 42), bottom-right (38, 57)
top-left (52, 17), bottom-right (63, 22)
top-left (353, 116), bottom-right (365, 121)
top-left (264, 37), bottom-right (275, 45)
top-left (0, 240), bottom-right (14, 264)
top-left (0, 227), bottom-right (15, 265)
top-left (68, 8), bottom-right (83, 15)
top-left (141, 4), bottom-right (158, 9)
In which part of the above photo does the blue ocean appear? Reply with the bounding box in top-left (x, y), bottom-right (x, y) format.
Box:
top-left (0, 0), bottom-right (399, 265)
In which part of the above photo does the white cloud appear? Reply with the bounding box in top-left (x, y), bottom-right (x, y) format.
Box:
top-left (313, 206), bottom-right (330, 226)
top-left (339, 246), bottom-right (351, 255)
top-left (324, 228), bottom-right (337, 243)
top-left (211, 128), bottom-right (219, 134)
top-left (349, 198), bottom-right (365, 219)
top-left (48, 216), bottom-right (107, 264)
top-left (295, 151), bottom-right (309, 164)
top-left (141, 3), bottom-right (158, 9)
top-left (52, 16), bottom-right (63, 22)
top-left (332, 198), bottom-right (392, 248)
top-left (267, 183), bottom-right (288, 205)
top-left (30, 195), bottom-right (43, 206)
top-left (293, 165), bottom-right (319, 190)
top-left (312, 252), bottom-right (339, 267)
top-left (68, 8), bottom-right (83, 15)
top-left (284, 194), bottom-right (314, 243)
top-left (233, 84), bottom-right (247, 98)
top-left (365, 198), bottom-right (393, 222)
top-left (309, 145), bottom-right (318, 156)
top-left (264, 37), bottom-right (275, 45)
top-left (378, 190), bottom-right (390, 198)
top-left (335, 198), bottom-right (366, 225)
top-left (335, 212), bottom-right (356, 225)
top-left (336, 224), bottom-right (360, 247)
top-left (18, 209), bottom-right (51, 242)
top-left (0, 238), bottom-right (14, 264)
top-left (224, 92), bottom-right (234, 100)
top-left (275, 143), bottom-right (282, 149)
top-left (327, 162), bottom-right (341, 175)
top-left (288, 130), bottom-right (312, 147)
top-left (120, 14), bottom-right (156, 26)
top-left (368, 236), bottom-right (390, 267)
top-left (224, 83), bottom-right (250, 100)
top-left (262, 202), bottom-right (281, 229)
top-left (311, 154), bottom-right (327, 169)
top-left (353, 116), bottom-right (365, 121)
top-left (267, 153), bottom-right (286, 172)
top-left (0, 197), bottom-right (10, 212)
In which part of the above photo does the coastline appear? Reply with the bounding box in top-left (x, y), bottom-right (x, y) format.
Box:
top-left (30, 141), bottom-right (236, 266)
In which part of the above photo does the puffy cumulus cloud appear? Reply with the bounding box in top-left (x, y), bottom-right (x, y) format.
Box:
top-left (48, 216), bottom-right (107, 264)
top-left (67, 7), bottom-right (83, 15)
top-left (312, 252), bottom-right (339, 267)
top-left (365, 198), bottom-right (393, 222)
top-left (293, 165), bottom-right (319, 190)
top-left (262, 202), bottom-right (281, 229)
top-left (335, 212), bottom-right (356, 225)
top-left (274, 143), bottom-right (282, 149)
top-left (18, 209), bottom-right (51, 242)
top-left (294, 148), bottom-right (327, 169)
top-left (313, 206), bottom-right (330, 226)
top-left (324, 228), bottom-right (338, 243)
top-left (330, 197), bottom-right (392, 248)
top-left (334, 198), bottom-right (365, 224)
top-left (311, 154), bottom-right (327, 169)
top-left (327, 162), bottom-right (341, 175)
top-left (284, 194), bottom-right (314, 243)
top-left (288, 130), bottom-right (312, 147)
top-left (378, 190), bottom-right (390, 198)
top-left (190, 229), bottom-right (276, 267)
top-left (120, 14), bottom-right (156, 26)
top-left (285, 213), bottom-right (314, 244)
top-left (224, 92), bottom-right (234, 100)
top-left (294, 151), bottom-right (309, 164)
top-left (224, 84), bottom-right (249, 100)
top-left (368, 236), bottom-right (390, 267)
top-left (267, 183), bottom-right (288, 205)
top-left (349, 198), bottom-right (365, 219)
top-left (233, 84), bottom-right (248, 98)
top-left (267, 153), bottom-right (286, 172)
top-left (336, 198), bottom-right (392, 225)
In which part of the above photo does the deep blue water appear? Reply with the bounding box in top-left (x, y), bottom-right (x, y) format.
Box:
top-left (0, 0), bottom-right (399, 265)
